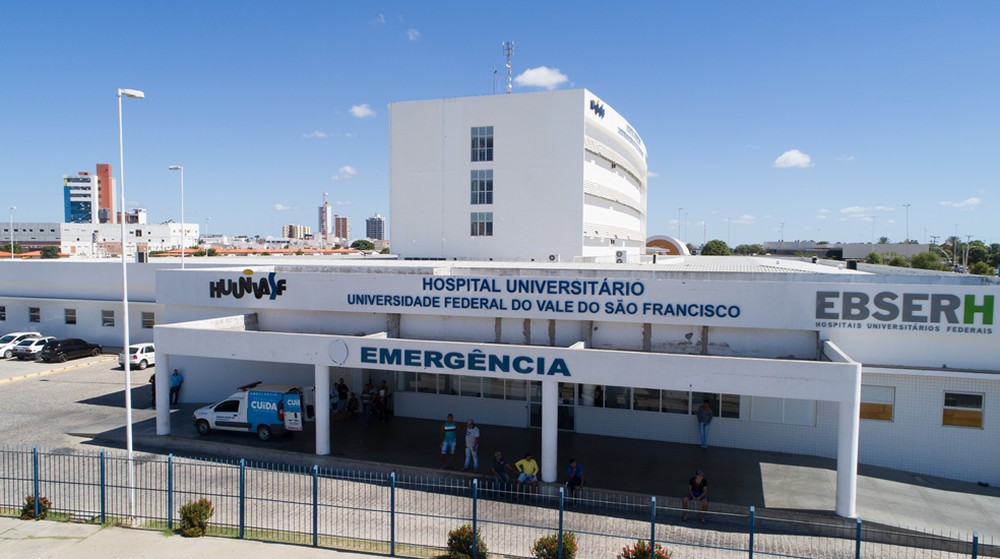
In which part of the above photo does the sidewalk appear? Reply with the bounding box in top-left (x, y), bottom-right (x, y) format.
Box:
top-left (0, 517), bottom-right (365, 559)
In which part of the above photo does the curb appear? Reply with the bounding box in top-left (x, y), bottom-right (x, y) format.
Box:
top-left (0, 355), bottom-right (117, 384)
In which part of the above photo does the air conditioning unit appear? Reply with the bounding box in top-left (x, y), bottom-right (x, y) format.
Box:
top-left (615, 250), bottom-right (627, 264)
top-left (548, 254), bottom-right (560, 262)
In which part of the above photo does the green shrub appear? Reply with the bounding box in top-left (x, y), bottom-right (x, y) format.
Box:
top-left (179, 497), bottom-right (215, 537)
top-left (447, 524), bottom-right (488, 559)
top-left (616, 540), bottom-right (671, 559)
top-left (20, 495), bottom-right (51, 520)
top-left (532, 532), bottom-right (577, 559)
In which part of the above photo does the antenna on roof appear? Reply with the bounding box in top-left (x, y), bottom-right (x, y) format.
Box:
top-left (502, 41), bottom-right (514, 94)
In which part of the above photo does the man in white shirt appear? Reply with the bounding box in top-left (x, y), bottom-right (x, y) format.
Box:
top-left (463, 419), bottom-right (481, 471)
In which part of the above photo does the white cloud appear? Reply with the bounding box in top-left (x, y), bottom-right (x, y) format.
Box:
top-left (373, 13), bottom-right (385, 24)
top-left (733, 215), bottom-right (756, 225)
top-left (514, 66), bottom-right (569, 90)
top-left (344, 132), bottom-right (356, 139)
top-left (773, 149), bottom-right (814, 169)
top-left (874, 205), bottom-right (895, 212)
top-left (331, 165), bottom-right (358, 181)
top-left (335, 200), bottom-right (352, 206)
top-left (886, 219), bottom-right (896, 225)
top-left (940, 197), bottom-right (981, 209)
top-left (837, 154), bottom-right (856, 162)
top-left (840, 206), bottom-right (869, 215)
top-left (816, 214), bottom-right (827, 220)
top-left (274, 204), bottom-right (293, 211)
top-left (818, 209), bottom-right (829, 214)
top-left (302, 130), bottom-right (327, 139)
top-left (349, 104), bottom-right (376, 118)
top-left (647, 171), bottom-right (660, 178)
top-left (406, 28), bottom-right (420, 41)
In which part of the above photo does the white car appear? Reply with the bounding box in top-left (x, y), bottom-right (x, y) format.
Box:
top-left (0, 332), bottom-right (43, 359)
top-left (119, 343), bottom-right (156, 370)
top-left (10, 336), bottom-right (56, 360)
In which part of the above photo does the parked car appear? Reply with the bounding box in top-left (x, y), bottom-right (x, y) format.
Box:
top-left (0, 332), bottom-right (43, 359)
top-left (10, 336), bottom-right (56, 360)
top-left (119, 343), bottom-right (155, 370)
top-left (38, 338), bottom-right (103, 363)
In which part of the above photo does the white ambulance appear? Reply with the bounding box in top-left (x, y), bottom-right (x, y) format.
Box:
top-left (193, 382), bottom-right (316, 441)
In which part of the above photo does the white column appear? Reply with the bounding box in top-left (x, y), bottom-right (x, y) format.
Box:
top-left (156, 353), bottom-right (170, 435)
top-left (835, 363), bottom-right (862, 517)
top-left (541, 380), bottom-right (558, 483)
top-left (315, 364), bottom-right (331, 456)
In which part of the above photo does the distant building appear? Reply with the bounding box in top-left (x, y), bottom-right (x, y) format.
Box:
top-left (366, 213), bottom-right (385, 240)
top-left (764, 241), bottom-right (930, 260)
top-left (3, 221), bottom-right (198, 258)
top-left (124, 208), bottom-right (147, 225)
top-left (318, 200), bottom-right (333, 243)
top-left (95, 163), bottom-right (115, 223)
top-left (282, 224), bottom-right (311, 240)
top-left (334, 215), bottom-right (350, 242)
top-left (390, 89), bottom-right (647, 261)
top-left (64, 173), bottom-right (99, 224)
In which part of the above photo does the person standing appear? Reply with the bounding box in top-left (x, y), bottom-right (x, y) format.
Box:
top-left (376, 380), bottom-right (391, 423)
top-left (463, 419), bottom-right (481, 471)
top-left (328, 386), bottom-right (340, 422)
top-left (681, 469), bottom-right (709, 523)
top-left (336, 377), bottom-right (350, 417)
top-left (169, 369), bottom-right (184, 405)
top-left (565, 458), bottom-right (584, 493)
top-left (697, 399), bottom-right (713, 449)
top-left (148, 373), bottom-right (156, 409)
top-left (440, 413), bottom-right (458, 469)
top-left (361, 381), bottom-right (374, 426)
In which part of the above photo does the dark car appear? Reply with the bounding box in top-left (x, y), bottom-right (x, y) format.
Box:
top-left (38, 338), bottom-right (103, 363)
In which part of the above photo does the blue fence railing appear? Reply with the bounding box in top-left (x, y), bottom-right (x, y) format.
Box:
top-left (0, 445), bottom-right (995, 559)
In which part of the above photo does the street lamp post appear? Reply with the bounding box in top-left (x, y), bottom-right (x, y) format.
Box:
top-left (902, 203), bottom-right (911, 256)
top-left (8, 206), bottom-right (13, 260)
top-left (204, 217), bottom-right (211, 257)
top-left (117, 87), bottom-right (144, 523)
top-left (168, 166), bottom-right (185, 269)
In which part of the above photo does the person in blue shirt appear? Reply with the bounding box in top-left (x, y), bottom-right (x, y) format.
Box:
top-left (169, 369), bottom-right (184, 405)
top-left (566, 458), bottom-right (584, 493)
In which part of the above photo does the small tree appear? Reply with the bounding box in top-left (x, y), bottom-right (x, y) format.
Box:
top-left (532, 532), bottom-right (577, 559)
top-left (40, 246), bottom-right (61, 259)
top-left (969, 262), bottom-right (993, 276)
top-left (864, 252), bottom-right (884, 265)
top-left (910, 251), bottom-right (946, 271)
top-left (700, 240), bottom-right (730, 256)
top-left (351, 239), bottom-right (375, 251)
top-left (447, 524), bottom-right (488, 559)
top-left (886, 254), bottom-right (909, 267)
top-left (179, 497), bottom-right (214, 537)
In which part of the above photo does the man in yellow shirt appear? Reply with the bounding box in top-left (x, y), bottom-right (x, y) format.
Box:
top-left (514, 452), bottom-right (539, 489)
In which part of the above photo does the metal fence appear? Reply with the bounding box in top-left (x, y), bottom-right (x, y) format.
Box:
top-left (0, 446), bottom-right (995, 559)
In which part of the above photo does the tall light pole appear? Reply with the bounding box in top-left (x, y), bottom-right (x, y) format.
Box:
top-left (168, 166), bottom-right (185, 269)
top-left (902, 203), bottom-right (911, 256)
top-left (8, 206), bottom-right (13, 260)
top-left (117, 87), bottom-right (144, 523)
top-left (204, 217), bottom-right (211, 257)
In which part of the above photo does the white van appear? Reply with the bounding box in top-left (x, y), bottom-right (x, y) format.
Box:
top-left (193, 382), bottom-right (316, 441)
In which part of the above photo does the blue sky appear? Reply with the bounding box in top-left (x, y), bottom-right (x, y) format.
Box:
top-left (3, 1), bottom-right (998, 247)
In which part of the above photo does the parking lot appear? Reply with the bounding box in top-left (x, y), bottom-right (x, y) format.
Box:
top-left (0, 353), bottom-right (147, 448)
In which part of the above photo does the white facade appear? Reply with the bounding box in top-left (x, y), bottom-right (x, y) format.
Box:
top-left (3, 258), bottom-right (1000, 516)
top-left (390, 89), bottom-right (647, 261)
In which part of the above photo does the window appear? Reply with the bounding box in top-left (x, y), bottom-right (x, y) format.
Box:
top-left (483, 378), bottom-right (505, 399)
top-left (65, 308), bottom-right (77, 325)
top-left (0, 305), bottom-right (5, 321)
top-left (416, 373), bottom-right (437, 393)
top-left (661, 390), bottom-right (689, 415)
top-left (506, 380), bottom-right (528, 401)
top-left (861, 386), bottom-right (895, 421)
top-left (470, 170), bottom-right (494, 204)
top-left (471, 126), bottom-right (494, 162)
top-left (633, 388), bottom-right (660, 412)
top-left (604, 385), bottom-right (632, 409)
top-left (471, 212), bottom-right (493, 236)
top-left (693, 392), bottom-right (742, 419)
top-left (141, 312), bottom-right (155, 329)
top-left (943, 392), bottom-right (984, 429)
top-left (29, 307), bottom-right (40, 323)
top-left (459, 376), bottom-right (481, 397)
top-left (102, 310), bottom-right (115, 327)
